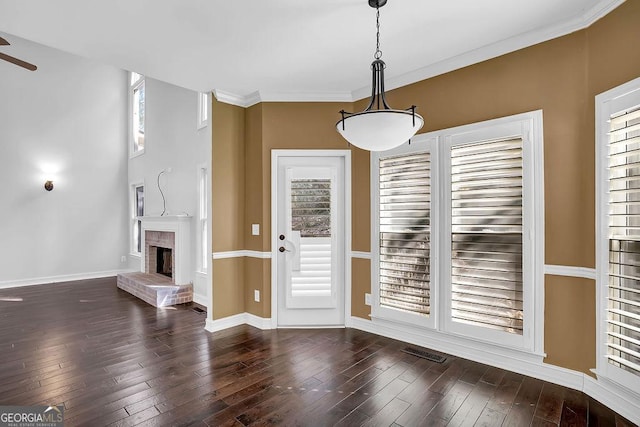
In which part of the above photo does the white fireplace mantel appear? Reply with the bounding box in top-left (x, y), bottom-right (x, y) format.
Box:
top-left (141, 216), bottom-right (192, 286)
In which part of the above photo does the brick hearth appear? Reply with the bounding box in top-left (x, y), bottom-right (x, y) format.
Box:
top-left (117, 272), bottom-right (193, 307)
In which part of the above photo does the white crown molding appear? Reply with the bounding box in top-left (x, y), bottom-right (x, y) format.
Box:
top-left (214, 1), bottom-right (624, 107)
top-left (213, 89), bottom-right (353, 108)
top-left (213, 89), bottom-right (261, 108)
top-left (0, 269), bottom-right (133, 289)
top-left (544, 264), bottom-right (597, 280)
top-left (258, 91), bottom-right (353, 104)
top-left (353, 0), bottom-right (625, 100)
top-left (582, 0), bottom-right (627, 27)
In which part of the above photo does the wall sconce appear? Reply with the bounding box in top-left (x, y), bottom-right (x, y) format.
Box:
top-left (44, 180), bottom-right (54, 191)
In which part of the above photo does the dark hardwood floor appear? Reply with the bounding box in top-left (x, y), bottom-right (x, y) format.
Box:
top-left (0, 277), bottom-right (634, 426)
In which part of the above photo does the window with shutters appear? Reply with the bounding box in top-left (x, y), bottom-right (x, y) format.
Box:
top-left (596, 77), bottom-right (640, 394)
top-left (378, 153), bottom-right (432, 322)
top-left (449, 139), bottom-right (524, 335)
top-left (372, 111), bottom-right (543, 352)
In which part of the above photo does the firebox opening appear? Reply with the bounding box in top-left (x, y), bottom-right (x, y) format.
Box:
top-left (156, 247), bottom-right (173, 278)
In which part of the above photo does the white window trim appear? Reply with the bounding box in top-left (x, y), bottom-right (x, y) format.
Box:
top-left (595, 76), bottom-right (640, 395)
top-left (197, 92), bottom-right (209, 130)
top-left (129, 72), bottom-right (145, 158)
top-left (371, 110), bottom-right (545, 357)
top-left (130, 181), bottom-right (144, 257)
top-left (196, 163), bottom-right (209, 274)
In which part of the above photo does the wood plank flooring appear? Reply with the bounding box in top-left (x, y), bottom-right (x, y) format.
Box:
top-left (0, 277), bottom-right (634, 426)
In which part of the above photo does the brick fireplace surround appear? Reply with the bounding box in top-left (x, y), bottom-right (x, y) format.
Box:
top-left (117, 216), bottom-right (193, 307)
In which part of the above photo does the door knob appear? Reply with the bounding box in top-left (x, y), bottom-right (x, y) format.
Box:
top-left (279, 246), bottom-right (286, 252)
top-left (279, 234), bottom-right (285, 240)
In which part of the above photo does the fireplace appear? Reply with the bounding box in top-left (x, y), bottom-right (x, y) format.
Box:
top-left (140, 216), bottom-right (192, 286)
top-left (144, 230), bottom-right (175, 279)
top-left (117, 215), bottom-right (193, 307)
top-left (155, 247), bottom-right (173, 277)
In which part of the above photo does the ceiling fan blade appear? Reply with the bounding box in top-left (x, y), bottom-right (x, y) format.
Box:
top-left (0, 52), bottom-right (37, 71)
top-left (0, 37), bottom-right (9, 46)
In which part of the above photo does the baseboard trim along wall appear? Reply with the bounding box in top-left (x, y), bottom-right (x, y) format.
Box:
top-left (0, 269), bottom-right (133, 289)
top-left (192, 294), bottom-right (208, 307)
top-left (350, 316), bottom-right (638, 425)
top-left (203, 311), bottom-right (639, 424)
top-left (204, 313), bottom-right (272, 333)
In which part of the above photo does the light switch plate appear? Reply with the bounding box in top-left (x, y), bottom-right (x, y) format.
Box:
top-left (254, 290), bottom-right (260, 302)
top-left (252, 224), bottom-right (260, 235)
top-left (365, 293), bottom-right (372, 306)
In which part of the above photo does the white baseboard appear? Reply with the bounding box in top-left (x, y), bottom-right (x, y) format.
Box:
top-left (349, 316), bottom-right (582, 390)
top-left (204, 313), bottom-right (272, 333)
top-left (584, 374), bottom-right (640, 424)
top-left (192, 294), bottom-right (208, 307)
top-left (0, 269), bottom-right (133, 289)
top-left (350, 316), bottom-right (639, 425)
top-left (246, 313), bottom-right (273, 330)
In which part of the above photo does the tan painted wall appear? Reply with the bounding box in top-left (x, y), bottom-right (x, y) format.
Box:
top-left (212, 257), bottom-right (245, 319)
top-left (352, 258), bottom-right (372, 319)
top-left (212, 98), bottom-right (245, 253)
top-left (245, 104), bottom-right (264, 252)
top-left (544, 275), bottom-right (596, 374)
top-left (210, 1), bottom-right (640, 371)
top-left (211, 98), bottom-right (246, 318)
top-left (389, 31), bottom-right (591, 267)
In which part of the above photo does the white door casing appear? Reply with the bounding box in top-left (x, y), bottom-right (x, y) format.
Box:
top-left (271, 150), bottom-right (351, 328)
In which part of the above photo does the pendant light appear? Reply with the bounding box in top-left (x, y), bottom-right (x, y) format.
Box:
top-left (337, 0), bottom-right (424, 151)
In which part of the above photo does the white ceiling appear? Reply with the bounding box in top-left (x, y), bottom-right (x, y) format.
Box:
top-left (0, 0), bottom-right (624, 105)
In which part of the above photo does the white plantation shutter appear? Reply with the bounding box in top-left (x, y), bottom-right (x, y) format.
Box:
top-left (290, 179), bottom-right (332, 298)
top-left (607, 106), bottom-right (640, 377)
top-left (450, 138), bottom-right (524, 334)
top-left (379, 153), bottom-right (431, 316)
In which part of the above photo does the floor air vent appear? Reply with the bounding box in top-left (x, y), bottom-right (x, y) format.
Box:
top-left (402, 347), bottom-right (447, 363)
top-left (192, 307), bottom-right (206, 314)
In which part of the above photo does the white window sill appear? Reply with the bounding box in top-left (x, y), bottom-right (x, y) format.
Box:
top-left (129, 148), bottom-right (145, 160)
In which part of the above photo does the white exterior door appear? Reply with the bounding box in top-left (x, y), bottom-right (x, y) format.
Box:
top-left (274, 154), bottom-right (346, 327)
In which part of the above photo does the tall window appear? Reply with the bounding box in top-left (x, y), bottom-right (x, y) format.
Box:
top-left (372, 111), bottom-right (543, 352)
top-left (197, 92), bottom-right (208, 130)
top-left (597, 77), bottom-right (640, 393)
top-left (130, 72), bottom-right (145, 155)
top-left (379, 153), bottom-right (431, 317)
top-left (449, 138), bottom-right (524, 336)
top-left (132, 184), bottom-right (144, 254)
top-left (198, 167), bottom-right (209, 272)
